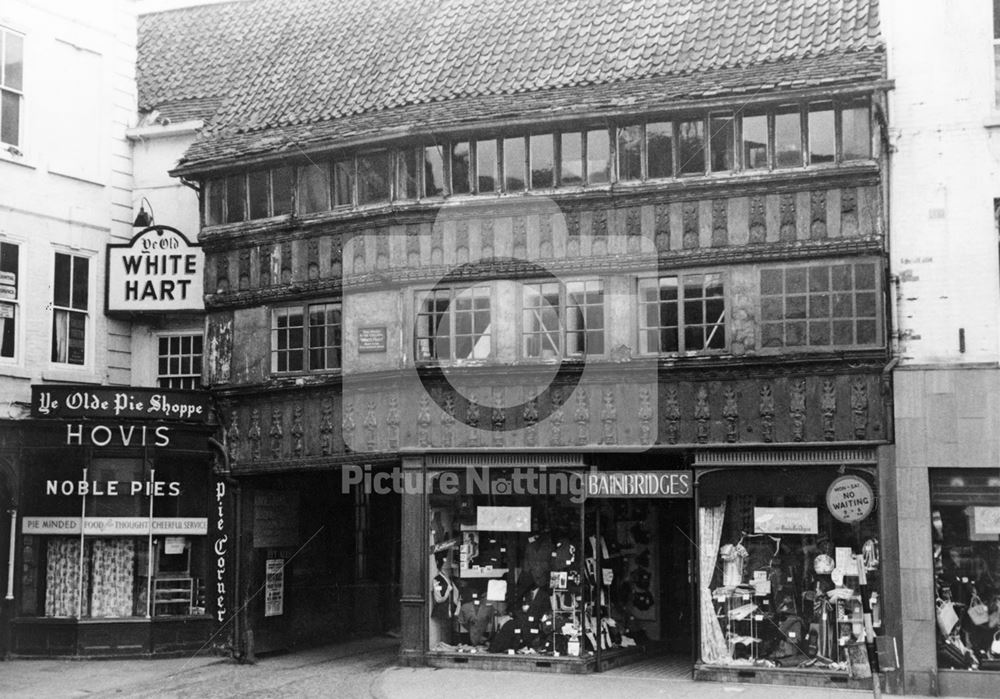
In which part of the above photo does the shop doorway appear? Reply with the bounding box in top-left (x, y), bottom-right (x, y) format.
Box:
top-left (588, 497), bottom-right (695, 675)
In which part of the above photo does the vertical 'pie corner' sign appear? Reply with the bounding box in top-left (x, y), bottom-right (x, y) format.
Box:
top-left (106, 226), bottom-right (204, 313)
top-left (826, 474), bottom-right (875, 523)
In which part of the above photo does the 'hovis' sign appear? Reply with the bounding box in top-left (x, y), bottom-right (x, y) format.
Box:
top-left (106, 226), bottom-right (204, 313)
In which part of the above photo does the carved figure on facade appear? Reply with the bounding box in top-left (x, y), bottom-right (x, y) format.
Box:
top-left (852, 380), bottom-right (869, 439)
top-left (417, 395), bottom-right (432, 448)
top-left (694, 385), bottom-right (711, 443)
top-left (376, 233), bottom-right (390, 269)
top-left (364, 399), bottom-right (378, 451)
top-left (259, 248), bottom-right (271, 286)
top-left (779, 193), bottom-right (796, 241)
top-left (467, 393), bottom-right (480, 447)
top-left (841, 188), bottom-right (859, 236)
top-left (440, 392), bottom-right (455, 448)
top-left (625, 206), bottom-right (640, 238)
top-left (278, 241), bottom-right (291, 283)
top-left (512, 217), bottom-right (527, 258)
top-left (539, 214), bottom-right (553, 257)
top-left (269, 406), bottom-right (284, 459)
top-left (290, 404), bottom-right (304, 457)
top-left (238, 248), bottom-right (251, 290)
top-left (227, 408), bottom-right (240, 465)
top-left (682, 201), bottom-right (699, 249)
top-left (664, 385), bottom-right (681, 444)
top-left (247, 407), bottom-right (261, 461)
top-left (481, 219), bottom-right (495, 258)
top-left (638, 386), bottom-right (653, 445)
top-left (654, 204), bottom-right (670, 251)
top-left (406, 224), bottom-right (421, 266)
top-left (712, 199), bottom-right (728, 247)
top-left (491, 389), bottom-right (505, 446)
top-left (574, 388), bottom-right (590, 446)
top-left (790, 379), bottom-right (807, 442)
top-left (749, 195), bottom-right (766, 243)
top-left (523, 397), bottom-right (539, 447)
top-left (722, 386), bottom-right (739, 443)
top-left (386, 394), bottom-right (401, 450)
top-left (550, 388), bottom-right (565, 446)
top-left (330, 233), bottom-right (343, 276)
top-left (810, 190), bottom-right (827, 238)
top-left (430, 224), bottom-right (443, 265)
top-left (307, 238), bottom-right (320, 279)
top-left (600, 388), bottom-right (617, 445)
top-left (343, 400), bottom-right (355, 451)
top-left (759, 383), bottom-right (775, 443)
top-left (216, 254), bottom-right (230, 293)
top-left (319, 398), bottom-right (335, 456)
top-left (455, 220), bottom-right (469, 264)
top-left (591, 209), bottom-right (607, 238)
top-left (821, 379), bottom-right (837, 441)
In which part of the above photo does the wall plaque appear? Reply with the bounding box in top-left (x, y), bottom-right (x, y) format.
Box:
top-left (358, 326), bottom-right (387, 353)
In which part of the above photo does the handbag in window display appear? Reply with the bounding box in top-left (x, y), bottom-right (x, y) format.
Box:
top-left (699, 469), bottom-right (882, 674)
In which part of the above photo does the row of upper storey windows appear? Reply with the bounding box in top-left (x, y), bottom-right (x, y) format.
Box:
top-left (205, 99), bottom-right (873, 227)
top-left (268, 260), bottom-right (882, 376)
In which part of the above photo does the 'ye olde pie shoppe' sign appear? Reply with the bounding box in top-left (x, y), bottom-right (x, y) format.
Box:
top-left (32, 385), bottom-right (211, 422)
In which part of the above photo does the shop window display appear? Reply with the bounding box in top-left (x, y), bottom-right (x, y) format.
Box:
top-left (426, 469), bottom-right (652, 660)
top-left (19, 455), bottom-right (209, 619)
top-left (698, 468), bottom-right (880, 673)
top-left (930, 470), bottom-right (1000, 672)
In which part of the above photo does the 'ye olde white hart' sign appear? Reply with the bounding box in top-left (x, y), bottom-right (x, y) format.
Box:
top-left (106, 226), bottom-right (204, 313)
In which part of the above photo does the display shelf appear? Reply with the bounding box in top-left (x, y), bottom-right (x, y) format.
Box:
top-left (153, 576), bottom-right (194, 616)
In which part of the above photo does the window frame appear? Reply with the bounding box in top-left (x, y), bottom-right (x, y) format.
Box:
top-left (414, 283), bottom-right (493, 364)
top-left (520, 277), bottom-right (606, 360)
top-left (270, 300), bottom-right (343, 374)
top-left (50, 251), bottom-right (90, 367)
top-left (758, 260), bottom-right (882, 352)
top-left (202, 100), bottom-right (877, 225)
top-left (636, 271), bottom-right (728, 356)
top-left (1, 26), bottom-right (24, 150)
top-left (995, 0), bottom-right (1000, 107)
top-left (0, 240), bottom-right (19, 361)
top-left (156, 333), bottom-right (204, 389)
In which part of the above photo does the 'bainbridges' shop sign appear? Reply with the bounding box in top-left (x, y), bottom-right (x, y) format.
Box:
top-left (31, 385), bottom-right (211, 422)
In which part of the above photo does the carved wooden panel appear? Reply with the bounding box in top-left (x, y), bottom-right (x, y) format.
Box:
top-left (220, 369), bottom-right (886, 470)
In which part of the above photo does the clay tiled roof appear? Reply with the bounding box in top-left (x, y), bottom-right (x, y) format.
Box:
top-left (142, 0), bottom-right (884, 175)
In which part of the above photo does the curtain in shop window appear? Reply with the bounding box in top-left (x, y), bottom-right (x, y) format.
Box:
top-left (45, 538), bottom-right (86, 617)
top-left (89, 539), bottom-right (135, 618)
top-left (699, 503), bottom-right (731, 664)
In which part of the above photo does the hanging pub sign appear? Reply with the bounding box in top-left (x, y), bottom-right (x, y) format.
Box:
top-left (585, 470), bottom-right (693, 498)
top-left (826, 474), bottom-right (876, 523)
top-left (106, 226), bottom-right (204, 313)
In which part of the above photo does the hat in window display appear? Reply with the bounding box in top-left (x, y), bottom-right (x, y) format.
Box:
top-left (632, 589), bottom-right (654, 611)
top-left (813, 554), bottom-right (835, 574)
top-left (635, 548), bottom-right (650, 569)
top-left (630, 567), bottom-right (652, 590)
top-left (630, 523), bottom-right (651, 545)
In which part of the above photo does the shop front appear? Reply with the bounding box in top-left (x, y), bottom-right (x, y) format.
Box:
top-left (693, 455), bottom-right (883, 690)
top-left (8, 385), bottom-right (225, 657)
top-left (404, 454), bottom-right (696, 674)
top-left (928, 470), bottom-right (1000, 677)
top-left (400, 447), bottom-right (886, 690)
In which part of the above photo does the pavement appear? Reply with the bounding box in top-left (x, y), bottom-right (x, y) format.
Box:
top-left (0, 637), bottom-right (942, 699)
